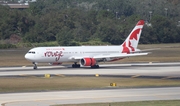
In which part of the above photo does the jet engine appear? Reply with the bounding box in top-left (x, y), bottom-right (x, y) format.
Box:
top-left (80, 58), bottom-right (96, 66)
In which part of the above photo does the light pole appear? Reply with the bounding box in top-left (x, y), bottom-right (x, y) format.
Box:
top-left (116, 12), bottom-right (118, 19)
top-left (164, 8), bottom-right (168, 17)
top-left (149, 11), bottom-right (152, 21)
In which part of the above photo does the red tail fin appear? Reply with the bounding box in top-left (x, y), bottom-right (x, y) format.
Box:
top-left (122, 20), bottom-right (145, 53)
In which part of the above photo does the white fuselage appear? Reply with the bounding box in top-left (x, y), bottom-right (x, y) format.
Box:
top-left (25, 45), bottom-right (126, 63)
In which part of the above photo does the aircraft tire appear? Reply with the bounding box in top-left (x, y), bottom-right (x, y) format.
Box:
top-left (72, 64), bottom-right (80, 68)
top-left (33, 65), bottom-right (37, 69)
top-left (91, 65), bottom-right (99, 68)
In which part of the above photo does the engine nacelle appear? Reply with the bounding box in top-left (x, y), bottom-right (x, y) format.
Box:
top-left (80, 58), bottom-right (96, 66)
top-left (49, 62), bottom-right (62, 65)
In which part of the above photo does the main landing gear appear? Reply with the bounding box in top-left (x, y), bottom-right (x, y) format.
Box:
top-left (91, 65), bottom-right (99, 68)
top-left (72, 62), bottom-right (80, 68)
top-left (33, 62), bottom-right (37, 69)
top-left (91, 61), bottom-right (99, 68)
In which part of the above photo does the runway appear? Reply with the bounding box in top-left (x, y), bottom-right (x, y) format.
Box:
top-left (0, 87), bottom-right (180, 106)
top-left (0, 62), bottom-right (180, 78)
top-left (0, 62), bottom-right (180, 106)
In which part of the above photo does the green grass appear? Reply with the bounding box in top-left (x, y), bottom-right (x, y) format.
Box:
top-left (0, 77), bottom-right (180, 93)
top-left (0, 49), bottom-right (30, 66)
top-left (53, 100), bottom-right (180, 106)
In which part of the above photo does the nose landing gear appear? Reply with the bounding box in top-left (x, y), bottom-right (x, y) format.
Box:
top-left (33, 62), bottom-right (37, 69)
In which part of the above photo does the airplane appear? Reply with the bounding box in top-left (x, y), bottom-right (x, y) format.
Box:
top-left (25, 20), bottom-right (148, 69)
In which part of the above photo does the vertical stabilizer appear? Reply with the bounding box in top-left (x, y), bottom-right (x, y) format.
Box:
top-left (122, 20), bottom-right (145, 53)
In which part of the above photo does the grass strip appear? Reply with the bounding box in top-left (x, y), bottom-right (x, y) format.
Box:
top-left (53, 100), bottom-right (180, 106)
top-left (0, 77), bottom-right (180, 93)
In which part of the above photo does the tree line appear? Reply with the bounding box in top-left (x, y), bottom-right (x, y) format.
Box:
top-left (0, 0), bottom-right (180, 47)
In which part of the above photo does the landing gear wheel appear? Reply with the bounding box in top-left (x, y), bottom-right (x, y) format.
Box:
top-left (91, 65), bottom-right (99, 68)
top-left (77, 64), bottom-right (80, 68)
top-left (96, 65), bottom-right (99, 68)
top-left (33, 62), bottom-right (37, 69)
top-left (72, 64), bottom-right (74, 68)
top-left (72, 62), bottom-right (81, 68)
top-left (33, 65), bottom-right (37, 69)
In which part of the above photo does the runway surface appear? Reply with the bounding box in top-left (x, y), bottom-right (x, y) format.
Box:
top-left (0, 62), bottom-right (180, 106)
top-left (0, 62), bottom-right (180, 78)
top-left (0, 87), bottom-right (180, 106)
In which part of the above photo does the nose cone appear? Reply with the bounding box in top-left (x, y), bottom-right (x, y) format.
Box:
top-left (25, 53), bottom-right (30, 60)
top-left (25, 53), bottom-right (34, 61)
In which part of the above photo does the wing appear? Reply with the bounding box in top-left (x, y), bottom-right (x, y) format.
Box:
top-left (134, 48), bottom-right (160, 53)
top-left (69, 52), bottom-right (148, 60)
top-left (93, 53), bottom-right (148, 59)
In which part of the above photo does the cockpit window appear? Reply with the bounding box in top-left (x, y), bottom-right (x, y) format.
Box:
top-left (28, 51), bottom-right (35, 54)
